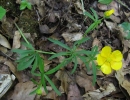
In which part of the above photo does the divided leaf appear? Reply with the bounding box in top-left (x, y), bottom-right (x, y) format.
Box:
top-left (17, 55), bottom-right (35, 70)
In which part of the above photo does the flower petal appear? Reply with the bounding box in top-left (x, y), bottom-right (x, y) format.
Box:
top-left (104, 9), bottom-right (114, 17)
top-left (101, 46), bottom-right (112, 58)
top-left (110, 50), bottom-right (123, 61)
top-left (101, 62), bottom-right (112, 74)
top-left (111, 61), bottom-right (122, 70)
top-left (97, 54), bottom-right (106, 65)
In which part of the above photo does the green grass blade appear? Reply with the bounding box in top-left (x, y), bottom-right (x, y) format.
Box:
top-left (48, 38), bottom-right (71, 51)
top-left (71, 57), bottom-right (78, 74)
top-left (48, 52), bottom-right (69, 60)
top-left (44, 74), bottom-right (61, 96)
top-left (17, 55), bottom-right (35, 70)
top-left (92, 61), bottom-right (97, 85)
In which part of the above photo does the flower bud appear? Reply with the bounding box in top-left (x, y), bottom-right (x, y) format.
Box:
top-left (104, 9), bottom-right (114, 17)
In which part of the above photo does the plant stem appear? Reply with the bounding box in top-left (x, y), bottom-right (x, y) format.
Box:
top-left (35, 50), bottom-right (55, 55)
top-left (116, 0), bottom-right (130, 10)
top-left (14, 23), bottom-right (30, 44)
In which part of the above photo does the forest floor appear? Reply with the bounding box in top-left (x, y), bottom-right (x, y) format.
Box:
top-left (0, 0), bottom-right (130, 100)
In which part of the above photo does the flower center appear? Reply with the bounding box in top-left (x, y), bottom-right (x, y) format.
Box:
top-left (106, 57), bottom-right (111, 62)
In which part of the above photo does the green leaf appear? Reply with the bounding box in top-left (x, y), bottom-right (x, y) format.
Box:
top-left (48, 52), bottom-right (69, 60)
top-left (29, 86), bottom-right (40, 95)
top-left (31, 78), bottom-right (39, 85)
top-left (0, 6), bottom-right (6, 20)
top-left (119, 22), bottom-right (130, 39)
top-left (74, 37), bottom-right (90, 46)
top-left (37, 54), bottom-right (44, 73)
top-left (85, 20), bottom-right (101, 35)
top-left (17, 55), bottom-right (35, 70)
top-left (31, 55), bottom-right (41, 76)
top-left (22, 42), bottom-right (34, 50)
top-left (71, 57), bottom-right (78, 74)
top-left (44, 74), bottom-right (61, 95)
top-left (27, 2), bottom-right (32, 10)
top-left (16, 55), bottom-right (30, 62)
top-left (20, 4), bottom-right (26, 10)
top-left (20, 0), bottom-right (32, 10)
top-left (45, 60), bottom-right (66, 75)
top-left (83, 11), bottom-right (95, 21)
top-left (12, 49), bottom-right (34, 57)
top-left (41, 73), bottom-right (48, 94)
top-left (98, 0), bottom-right (113, 4)
top-left (92, 61), bottom-right (97, 85)
top-left (48, 38), bottom-right (71, 51)
top-left (78, 55), bottom-right (89, 70)
top-left (76, 50), bottom-right (91, 56)
top-left (90, 8), bottom-right (98, 21)
top-left (91, 46), bottom-right (98, 57)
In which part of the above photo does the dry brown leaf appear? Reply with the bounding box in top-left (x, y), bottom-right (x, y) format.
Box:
top-left (74, 1), bottom-right (83, 14)
top-left (104, 20), bottom-right (117, 31)
top-left (92, 38), bottom-right (102, 50)
top-left (55, 70), bottom-right (71, 93)
top-left (0, 34), bottom-right (11, 49)
top-left (0, 46), bottom-right (7, 54)
top-left (87, 83), bottom-right (116, 100)
top-left (0, 56), bottom-right (29, 82)
top-left (76, 71), bottom-right (95, 92)
top-left (110, 15), bottom-right (121, 23)
top-left (12, 31), bottom-right (21, 49)
top-left (67, 82), bottom-right (83, 100)
top-left (10, 81), bottom-right (36, 100)
top-left (43, 91), bottom-right (57, 100)
top-left (116, 69), bottom-right (130, 96)
top-left (62, 32), bottom-right (83, 42)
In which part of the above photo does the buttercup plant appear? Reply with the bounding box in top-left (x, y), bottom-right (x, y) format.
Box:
top-left (97, 46), bottom-right (123, 74)
top-left (11, 1), bottom-right (117, 96)
top-left (81, 0), bottom-right (115, 36)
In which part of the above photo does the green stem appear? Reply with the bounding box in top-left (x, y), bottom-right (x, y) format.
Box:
top-left (35, 50), bottom-right (55, 55)
top-left (14, 23), bottom-right (30, 44)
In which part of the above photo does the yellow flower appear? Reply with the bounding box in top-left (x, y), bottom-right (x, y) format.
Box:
top-left (104, 9), bottom-right (114, 17)
top-left (97, 46), bottom-right (123, 74)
